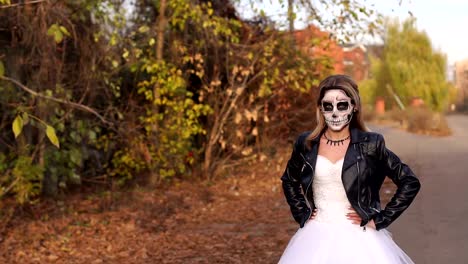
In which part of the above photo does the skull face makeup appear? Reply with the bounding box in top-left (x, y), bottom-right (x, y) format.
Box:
top-left (320, 89), bottom-right (354, 131)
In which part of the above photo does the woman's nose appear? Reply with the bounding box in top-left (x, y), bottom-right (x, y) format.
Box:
top-left (332, 111), bottom-right (338, 118)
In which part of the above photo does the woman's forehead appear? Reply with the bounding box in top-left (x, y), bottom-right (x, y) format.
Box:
top-left (322, 89), bottom-right (350, 101)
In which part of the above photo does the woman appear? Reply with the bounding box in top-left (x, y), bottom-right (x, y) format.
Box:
top-left (279, 75), bottom-right (421, 264)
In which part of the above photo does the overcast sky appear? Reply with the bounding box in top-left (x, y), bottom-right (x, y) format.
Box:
top-left (236, 0), bottom-right (468, 65)
top-left (369, 0), bottom-right (468, 64)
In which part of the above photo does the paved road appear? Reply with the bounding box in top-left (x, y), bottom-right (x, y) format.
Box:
top-left (370, 115), bottom-right (468, 264)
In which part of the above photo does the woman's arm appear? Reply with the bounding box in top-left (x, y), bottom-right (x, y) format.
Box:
top-left (280, 133), bottom-right (310, 227)
top-left (374, 134), bottom-right (421, 230)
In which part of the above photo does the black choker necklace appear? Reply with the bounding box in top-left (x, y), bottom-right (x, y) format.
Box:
top-left (323, 133), bottom-right (350, 146)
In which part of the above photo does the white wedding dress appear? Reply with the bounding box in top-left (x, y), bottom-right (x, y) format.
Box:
top-left (279, 155), bottom-right (414, 264)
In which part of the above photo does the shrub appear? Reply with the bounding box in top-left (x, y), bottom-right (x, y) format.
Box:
top-left (406, 106), bottom-right (451, 136)
top-left (369, 106), bottom-right (450, 136)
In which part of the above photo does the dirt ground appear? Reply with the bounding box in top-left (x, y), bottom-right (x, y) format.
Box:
top-left (0, 148), bottom-right (302, 264)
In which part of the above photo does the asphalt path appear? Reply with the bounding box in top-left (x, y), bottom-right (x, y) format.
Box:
top-left (370, 115), bottom-right (468, 264)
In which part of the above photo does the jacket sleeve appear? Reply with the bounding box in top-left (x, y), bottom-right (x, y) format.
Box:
top-left (374, 134), bottom-right (421, 230)
top-left (280, 133), bottom-right (310, 227)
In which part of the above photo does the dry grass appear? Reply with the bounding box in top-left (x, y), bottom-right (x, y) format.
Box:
top-left (370, 107), bottom-right (451, 137)
top-left (406, 107), bottom-right (451, 136)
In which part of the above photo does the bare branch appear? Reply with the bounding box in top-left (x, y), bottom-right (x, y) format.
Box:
top-left (0, 76), bottom-right (112, 126)
top-left (0, 0), bottom-right (47, 9)
top-left (0, 176), bottom-right (19, 199)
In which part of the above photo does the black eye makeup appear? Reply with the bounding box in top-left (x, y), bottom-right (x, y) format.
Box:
top-left (321, 101), bottom-right (350, 112)
top-left (337, 101), bottom-right (349, 111)
top-left (321, 102), bottom-right (334, 112)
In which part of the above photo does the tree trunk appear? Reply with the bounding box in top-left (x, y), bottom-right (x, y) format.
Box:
top-left (203, 141), bottom-right (213, 177)
top-left (150, 0), bottom-right (168, 185)
top-left (203, 86), bottom-right (245, 179)
top-left (156, 0), bottom-right (167, 61)
top-left (287, 0), bottom-right (295, 47)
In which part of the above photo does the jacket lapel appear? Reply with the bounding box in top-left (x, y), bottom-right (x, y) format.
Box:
top-left (305, 143), bottom-right (318, 170)
top-left (342, 127), bottom-right (366, 172)
top-left (342, 143), bottom-right (359, 172)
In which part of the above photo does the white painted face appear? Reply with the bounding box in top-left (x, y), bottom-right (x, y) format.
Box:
top-left (320, 89), bottom-right (354, 131)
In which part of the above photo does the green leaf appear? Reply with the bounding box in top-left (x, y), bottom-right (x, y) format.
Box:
top-left (122, 49), bottom-right (129, 59)
top-left (47, 24), bottom-right (58, 36)
top-left (54, 31), bottom-right (64, 43)
top-left (88, 130), bottom-right (97, 141)
top-left (109, 35), bottom-right (117, 46)
top-left (0, 61), bottom-right (4, 77)
top-left (46, 125), bottom-right (60, 148)
top-left (111, 60), bottom-right (119, 68)
top-left (69, 148), bottom-right (82, 165)
top-left (47, 24), bottom-right (64, 43)
top-left (12, 115), bottom-right (23, 138)
top-left (22, 112), bottom-right (29, 125)
top-left (59, 26), bottom-right (71, 36)
top-left (138, 25), bottom-right (150, 33)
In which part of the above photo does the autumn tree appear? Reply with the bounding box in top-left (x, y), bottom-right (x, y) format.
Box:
top-left (118, 0), bottom-right (326, 178)
top-left (271, 0), bottom-right (384, 39)
top-left (366, 18), bottom-right (453, 112)
top-left (0, 0), bottom-right (125, 201)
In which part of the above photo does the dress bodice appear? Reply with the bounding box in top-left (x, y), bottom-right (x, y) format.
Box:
top-left (312, 155), bottom-right (352, 223)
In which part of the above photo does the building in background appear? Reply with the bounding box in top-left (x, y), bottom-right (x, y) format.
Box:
top-left (293, 25), bottom-right (374, 83)
top-left (342, 44), bottom-right (369, 81)
top-left (293, 25), bottom-right (344, 74)
top-left (454, 59), bottom-right (468, 109)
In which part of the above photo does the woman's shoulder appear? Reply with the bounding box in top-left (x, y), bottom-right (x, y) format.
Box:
top-left (292, 131), bottom-right (313, 151)
top-left (358, 130), bottom-right (386, 153)
top-left (351, 127), bottom-right (384, 144)
top-left (297, 131), bottom-right (312, 141)
top-left (362, 131), bottom-right (384, 142)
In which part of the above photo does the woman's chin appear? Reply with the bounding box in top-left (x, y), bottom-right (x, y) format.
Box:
top-left (326, 124), bottom-right (348, 132)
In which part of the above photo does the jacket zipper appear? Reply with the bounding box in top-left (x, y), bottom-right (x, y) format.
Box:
top-left (300, 153), bottom-right (314, 219)
top-left (355, 144), bottom-right (369, 232)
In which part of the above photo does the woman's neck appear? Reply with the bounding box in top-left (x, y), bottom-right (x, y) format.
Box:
top-left (324, 127), bottom-right (351, 140)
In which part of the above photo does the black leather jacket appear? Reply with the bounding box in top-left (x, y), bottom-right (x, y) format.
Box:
top-left (280, 128), bottom-right (421, 230)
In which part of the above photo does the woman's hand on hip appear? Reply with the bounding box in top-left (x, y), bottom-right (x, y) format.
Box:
top-left (346, 207), bottom-right (376, 229)
top-left (309, 209), bottom-right (318, 219)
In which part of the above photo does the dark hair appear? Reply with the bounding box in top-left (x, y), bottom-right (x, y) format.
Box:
top-left (306, 74), bottom-right (368, 142)
top-left (316, 75), bottom-right (360, 109)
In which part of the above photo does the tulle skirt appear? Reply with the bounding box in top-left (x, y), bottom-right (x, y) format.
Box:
top-left (278, 219), bottom-right (414, 264)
